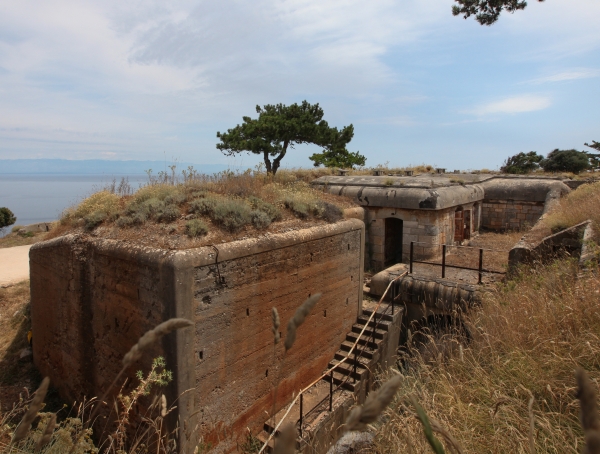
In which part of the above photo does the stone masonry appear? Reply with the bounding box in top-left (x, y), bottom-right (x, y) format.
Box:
top-left (481, 200), bottom-right (545, 231)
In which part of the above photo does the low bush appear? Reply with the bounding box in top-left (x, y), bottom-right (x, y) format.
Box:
top-left (11, 225), bottom-right (23, 233)
top-left (211, 199), bottom-right (252, 232)
top-left (62, 191), bottom-right (120, 225)
top-left (318, 201), bottom-right (343, 223)
top-left (83, 211), bottom-right (109, 230)
top-left (251, 210), bottom-right (271, 229)
top-left (186, 219), bottom-right (209, 237)
top-left (248, 196), bottom-right (281, 221)
top-left (156, 204), bottom-right (180, 223)
top-left (189, 197), bottom-right (219, 216)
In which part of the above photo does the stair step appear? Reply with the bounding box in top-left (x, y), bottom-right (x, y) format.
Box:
top-left (357, 316), bottom-right (391, 331)
top-left (351, 324), bottom-right (386, 340)
top-left (256, 431), bottom-right (274, 453)
top-left (339, 342), bottom-right (375, 359)
top-left (334, 350), bottom-right (371, 364)
top-left (328, 359), bottom-right (368, 380)
top-left (323, 370), bottom-right (358, 392)
top-left (361, 309), bottom-right (395, 322)
top-left (345, 333), bottom-right (379, 349)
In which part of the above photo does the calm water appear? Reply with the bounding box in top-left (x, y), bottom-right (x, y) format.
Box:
top-left (0, 174), bottom-right (148, 236)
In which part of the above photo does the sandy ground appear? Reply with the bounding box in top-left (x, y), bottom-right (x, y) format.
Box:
top-left (0, 245), bottom-right (31, 287)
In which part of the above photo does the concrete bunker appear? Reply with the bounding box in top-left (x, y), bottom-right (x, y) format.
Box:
top-left (30, 219), bottom-right (366, 453)
top-left (312, 174), bottom-right (571, 272)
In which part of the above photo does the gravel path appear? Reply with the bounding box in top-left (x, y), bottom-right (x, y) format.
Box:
top-left (0, 245), bottom-right (31, 286)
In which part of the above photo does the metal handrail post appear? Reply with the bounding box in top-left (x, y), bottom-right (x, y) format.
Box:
top-left (478, 248), bottom-right (483, 284)
top-left (442, 244), bottom-right (446, 279)
top-left (299, 394), bottom-right (303, 437)
top-left (410, 242), bottom-right (414, 273)
top-left (329, 371), bottom-right (333, 411)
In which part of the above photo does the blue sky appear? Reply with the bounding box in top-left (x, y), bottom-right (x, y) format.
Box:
top-left (0, 0), bottom-right (599, 170)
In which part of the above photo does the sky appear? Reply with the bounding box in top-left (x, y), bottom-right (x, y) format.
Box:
top-left (0, 0), bottom-right (599, 171)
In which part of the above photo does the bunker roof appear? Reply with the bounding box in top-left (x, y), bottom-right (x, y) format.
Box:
top-left (311, 174), bottom-right (572, 210)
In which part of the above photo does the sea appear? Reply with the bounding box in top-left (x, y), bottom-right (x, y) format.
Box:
top-left (0, 174), bottom-right (149, 237)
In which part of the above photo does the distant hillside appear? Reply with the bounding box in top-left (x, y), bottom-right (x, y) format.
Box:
top-left (0, 159), bottom-right (235, 175)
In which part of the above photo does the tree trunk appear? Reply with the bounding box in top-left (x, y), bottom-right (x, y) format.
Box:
top-left (264, 150), bottom-right (273, 174)
top-left (271, 140), bottom-right (289, 175)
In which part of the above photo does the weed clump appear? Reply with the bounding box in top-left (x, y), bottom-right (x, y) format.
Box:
top-left (212, 199), bottom-right (252, 232)
top-left (186, 219), bottom-right (209, 237)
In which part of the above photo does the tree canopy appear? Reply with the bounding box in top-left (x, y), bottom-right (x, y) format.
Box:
top-left (500, 151), bottom-right (543, 174)
top-left (584, 141), bottom-right (600, 168)
top-left (216, 101), bottom-right (364, 174)
top-left (0, 207), bottom-right (16, 231)
top-left (540, 149), bottom-right (591, 174)
top-left (452, 0), bottom-right (544, 26)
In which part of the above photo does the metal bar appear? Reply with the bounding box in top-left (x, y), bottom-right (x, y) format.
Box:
top-left (410, 260), bottom-right (505, 274)
top-left (329, 371), bottom-right (333, 411)
top-left (410, 242), bottom-right (414, 274)
top-left (478, 248), bottom-right (483, 284)
top-left (299, 394), bottom-right (303, 437)
top-left (353, 349), bottom-right (357, 384)
top-left (408, 242), bottom-right (509, 253)
top-left (391, 281), bottom-right (395, 316)
top-left (442, 244), bottom-right (446, 279)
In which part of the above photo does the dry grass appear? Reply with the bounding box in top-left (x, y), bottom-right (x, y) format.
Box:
top-left (0, 231), bottom-right (50, 249)
top-left (373, 259), bottom-right (600, 453)
top-left (543, 181), bottom-right (600, 239)
top-left (50, 170), bottom-right (356, 249)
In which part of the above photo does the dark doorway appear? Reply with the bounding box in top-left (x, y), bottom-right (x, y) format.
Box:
top-left (384, 218), bottom-right (403, 266)
top-left (464, 210), bottom-right (471, 240)
top-left (454, 208), bottom-right (464, 242)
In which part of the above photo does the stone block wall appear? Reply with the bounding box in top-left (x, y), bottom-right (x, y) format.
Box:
top-left (365, 207), bottom-right (457, 272)
top-left (30, 219), bottom-right (364, 453)
top-left (481, 200), bottom-right (544, 231)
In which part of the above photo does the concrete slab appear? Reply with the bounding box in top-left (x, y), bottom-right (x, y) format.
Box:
top-left (0, 245), bottom-right (31, 286)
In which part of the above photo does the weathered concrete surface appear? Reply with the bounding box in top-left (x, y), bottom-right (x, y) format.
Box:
top-left (369, 263), bottom-right (409, 298)
top-left (30, 219), bottom-right (365, 453)
top-left (16, 222), bottom-right (54, 233)
top-left (0, 245), bottom-right (32, 286)
top-left (508, 220), bottom-right (590, 270)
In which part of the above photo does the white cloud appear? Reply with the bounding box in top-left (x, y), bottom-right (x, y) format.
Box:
top-left (468, 95), bottom-right (552, 116)
top-left (527, 69), bottom-right (600, 84)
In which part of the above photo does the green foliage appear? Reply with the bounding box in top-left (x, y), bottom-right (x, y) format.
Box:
top-left (540, 149), bottom-right (591, 174)
top-left (410, 397), bottom-right (446, 454)
top-left (216, 100), bottom-right (357, 174)
top-left (248, 196), bottom-right (281, 222)
top-left (250, 210), bottom-right (271, 229)
top-left (452, 0), bottom-right (544, 26)
top-left (189, 197), bottom-right (219, 216)
top-left (283, 196), bottom-right (343, 223)
top-left (0, 207), bottom-right (17, 230)
top-left (211, 200), bottom-right (252, 232)
top-left (186, 219), bottom-right (209, 237)
top-left (584, 140), bottom-right (600, 168)
top-left (309, 147), bottom-right (366, 169)
top-left (501, 151), bottom-right (543, 174)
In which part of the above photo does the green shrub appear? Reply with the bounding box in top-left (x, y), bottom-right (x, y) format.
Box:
top-left (501, 151), bottom-right (543, 174)
top-left (164, 193), bottom-right (186, 205)
top-left (18, 230), bottom-right (35, 238)
top-left (251, 210), bottom-right (271, 229)
top-left (0, 207), bottom-right (16, 230)
top-left (116, 216), bottom-right (135, 228)
top-left (83, 210), bottom-right (108, 230)
top-left (11, 225), bottom-right (23, 233)
top-left (248, 196), bottom-right (281, 221)
top-left (186, 219), bottom-right (209, 237)
top-left (540, 149), bottom-right (591, 173)
top-left (212, 200), bottom-right (252, 232)
top-left (189, 197), bottom-right (219, 216)
top-left (157, 204), bottom-right (180, 223)
top-left (317, 202), bottom-right (343, 223)
top-left (62, 191), bottom-right (120, 225)
top-left (283, 197), bottom-right (310, 218)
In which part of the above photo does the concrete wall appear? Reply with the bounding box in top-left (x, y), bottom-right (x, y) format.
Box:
top-left (481, 200), bottom-right (544, 231)
top-left (365, 206), bottom-right (471, 272)
top-left (30, 219), bottom-right (364, 454)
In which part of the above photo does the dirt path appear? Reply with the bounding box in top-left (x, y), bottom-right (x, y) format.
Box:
top-left (0, 245), bottom-right (31, 287)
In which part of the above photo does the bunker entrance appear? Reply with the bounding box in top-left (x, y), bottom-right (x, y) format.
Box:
top-left (384, 217), bottom-right (403, 266)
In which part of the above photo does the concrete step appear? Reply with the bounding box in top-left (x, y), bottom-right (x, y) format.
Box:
top-left (338, 342), bottom-right (375, 359)
top-left (351, 324), bottom-right (386, 340)
top-left (362, 308), bottom-right (395, 322)
top-left (356, 315), bottom-right (392, 331)
top-left (327, 359), bottom-right (368, 381)
top-left (334, 349), bottom-right (372, 364)
top-left (345, 333), bottom-right (379, 350)
top-left (255, 430), bottom-right (274, 453)
top-left (322, 370), bottom-right (358, 392)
